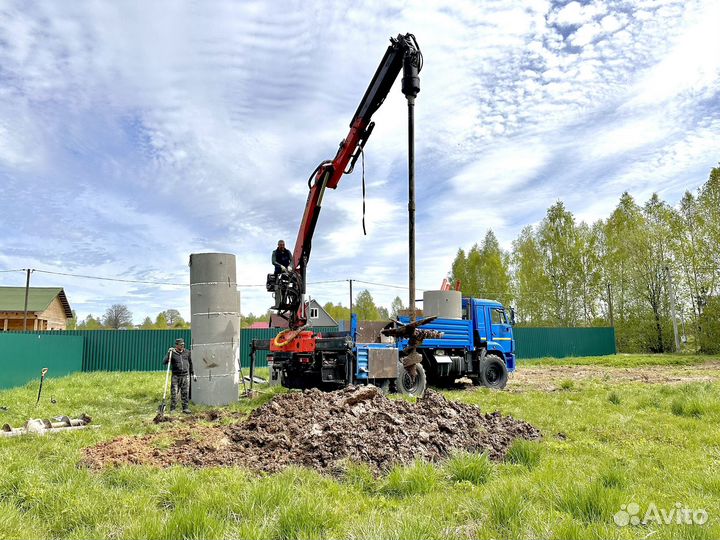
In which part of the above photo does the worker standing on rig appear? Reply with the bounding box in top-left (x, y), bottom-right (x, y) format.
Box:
top-left (271, 240), bottom-right (292, 275)
top-left (271, 240), bottom-right (292, 309)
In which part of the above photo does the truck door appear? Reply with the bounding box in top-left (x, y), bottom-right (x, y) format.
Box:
top-left (474, 304), bottom-right (488, 343)
top-left (490, 308), bottom-right (513, 354)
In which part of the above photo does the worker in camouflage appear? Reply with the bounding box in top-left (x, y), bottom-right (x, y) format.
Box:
top-left (163, 338), bottom-right (196, 413)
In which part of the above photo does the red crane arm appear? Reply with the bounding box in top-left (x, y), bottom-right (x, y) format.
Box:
top-left (292, 117), bottom-right (370, 271)
top-left (271, 33), bottom-right (422, 329)
top-left (292, 33), bottom-right (422, 278)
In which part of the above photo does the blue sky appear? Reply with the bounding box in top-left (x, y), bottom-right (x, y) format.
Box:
top-left (1, 0), bottom-right (718, 323)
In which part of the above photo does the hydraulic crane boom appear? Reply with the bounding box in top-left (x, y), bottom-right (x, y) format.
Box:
top-left (269, 33), bottom-right (422, 328)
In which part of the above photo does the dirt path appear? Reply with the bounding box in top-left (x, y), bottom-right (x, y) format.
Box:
top-left (508, 360), bottom-right (720, 392)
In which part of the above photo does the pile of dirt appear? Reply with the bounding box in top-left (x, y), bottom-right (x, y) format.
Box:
top-left (83, 386), bottom-right (541, 474)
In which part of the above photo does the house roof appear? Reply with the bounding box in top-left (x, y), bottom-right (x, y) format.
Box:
top-left (249, 322), bottom-right (270, 329)
top-left (307, 299), bottom-right (338, 325)
top-left (0, 287), bottom-right (73, 318)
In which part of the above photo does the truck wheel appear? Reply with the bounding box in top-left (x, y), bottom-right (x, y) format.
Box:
top-left (480, 356), bottom-right (508, 390)
top-left (396, 361), bottom-right (426, 397)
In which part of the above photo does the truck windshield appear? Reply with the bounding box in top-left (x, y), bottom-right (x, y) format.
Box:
top-left (491, 308), bottom-right (507, 325)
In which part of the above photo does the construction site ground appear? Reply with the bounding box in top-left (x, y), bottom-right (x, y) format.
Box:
top-left (1, 353), bottom-right (718, 540)
top-left (83, 387), bottom-right (541, 473)
top-left (509, 358), bottom-right (720, 392)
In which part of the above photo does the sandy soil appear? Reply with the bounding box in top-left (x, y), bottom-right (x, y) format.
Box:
top-left (507, 360), bottom-right (720, 392)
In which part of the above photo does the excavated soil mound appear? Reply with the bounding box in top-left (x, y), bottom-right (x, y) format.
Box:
top-left (84, 386), bottom-right (541, 474)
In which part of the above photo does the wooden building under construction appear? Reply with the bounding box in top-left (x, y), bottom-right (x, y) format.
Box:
top-left (0, 287), bottom-right (73, 331)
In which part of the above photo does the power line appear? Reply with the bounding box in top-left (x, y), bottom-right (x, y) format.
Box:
top-left (7, 267), bottom-right (514, 297)
top-left (2, 268), bottom-right (610, 298)
top-left (33, 269), bottom-right (188, 287)
top-left (353, 279), bottom-right (409, 290)
top-left (33, 268), bottom-right (267, 287)
top-left (17, 268), bottom-right (360, 289)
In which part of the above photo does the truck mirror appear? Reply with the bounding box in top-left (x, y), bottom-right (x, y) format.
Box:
top-left (509, 307), bottom-right (516, 326)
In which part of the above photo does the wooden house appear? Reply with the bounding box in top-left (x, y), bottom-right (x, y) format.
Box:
top-left (0, 287), bottom-right (73, 331)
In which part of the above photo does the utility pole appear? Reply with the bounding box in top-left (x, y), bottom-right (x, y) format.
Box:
top-left (666, 265), bottom-right (681, 352)
top-left (348, 279), bottom-right (353, 320)
top-left (606, 282), bottom-right (614, 328)
top-left (22, 268), bottom-right (32, 331)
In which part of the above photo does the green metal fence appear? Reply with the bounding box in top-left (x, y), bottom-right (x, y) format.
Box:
top-left (2, 326), bottom-right (614, 385)
top-left (11, 330), bottom-right (192, 372)
top-left (514, 327), bottom-right (616, 359)
top-left (0, 333), bottom-right (83, 389)
top-left (6, 328), bottom-right (337, 374)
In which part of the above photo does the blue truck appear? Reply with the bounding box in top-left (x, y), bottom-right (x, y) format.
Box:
top-left (396, 297), bottom-right (516, 390)
top-left (260, 296), bottom-right (515, 395)
top-left (252, 34), bottom-right (514, 394)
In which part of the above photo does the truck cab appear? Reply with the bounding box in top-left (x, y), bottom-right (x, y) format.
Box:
top-left (466, 298), bottom-right (515, 369)
top-left (397, 297), bottom-right (515, 388)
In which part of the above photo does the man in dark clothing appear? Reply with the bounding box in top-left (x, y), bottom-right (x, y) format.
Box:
top-left (272, 240), bottom-right (292, 275)
top-left (163, 338), bottom-right (196, 413)
top-left (271, 240), bottom-right (293, 309)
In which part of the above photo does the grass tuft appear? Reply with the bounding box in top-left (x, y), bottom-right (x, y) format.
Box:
top-left (556, 482), bottom-right (618, 524)
top-left (549, 516), bottom-right (587, 540)
top-left (672, 398), bottom-right (705, 418)
top-left (607, 391), bottom-right (621, 405)
top-left (381, 461), bottom-right (439, 498)
top-left (164, 504), bottom-right (225, 540)
top-left (598, 464), bottom-right (626, 489)
top-left (275, 500), bottom-right (339, 540)
top-left (685, 399), bottom-right (705, 418)
top-left (559, 379), bottom-right (575, 391)
top-left (444, 451), bottom-right (493, 485)
top-left (487, 486), bottom-right (525, 535)
top-left (342, 461), bottom-right (376, 493)
top-left (505, 439), bottom-right (542, 469)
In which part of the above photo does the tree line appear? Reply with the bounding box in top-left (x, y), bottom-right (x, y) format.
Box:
top-left (243, 290), bottom-right (404, 327)
top-left (69, 307), bottom-right (190, 330)
top-left (69, 165), bottom-right (718, 354)
top-left (449, 165), bottom-right (720, 353)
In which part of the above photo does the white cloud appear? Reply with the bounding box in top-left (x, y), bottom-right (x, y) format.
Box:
top-left (450, 140), bottom-right (549, 197)
top-left (588, 115), bottom-right (674, 159)
top-left (628, 1), bottom-right (720, 106)
top-left (553, 1), bottom-right (606, 26)
top-left (0, 0), bottom-right (718, 318)
top-left (570, 22), bottom-right (602, 47)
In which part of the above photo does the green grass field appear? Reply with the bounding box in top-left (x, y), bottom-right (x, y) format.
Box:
top-left (1, 354), bottom-right (719, 539)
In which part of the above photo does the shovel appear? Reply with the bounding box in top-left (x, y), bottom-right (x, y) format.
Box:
top-left (35, 368), bottom-right (48, 406)
top-left (157, 349), bottom-right (173, 418)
